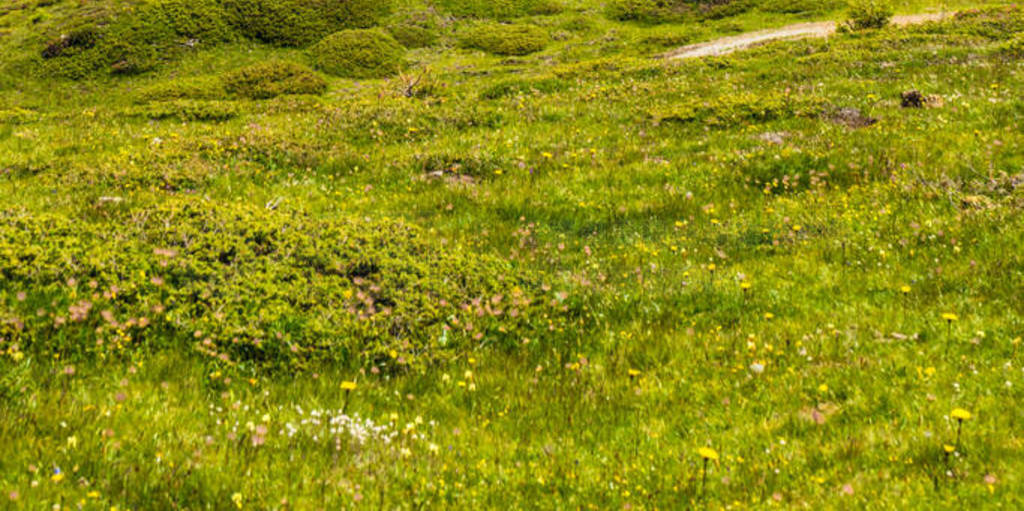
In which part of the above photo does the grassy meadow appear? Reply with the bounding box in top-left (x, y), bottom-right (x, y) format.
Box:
top-left (1, 0), bottom-right (1023, 508)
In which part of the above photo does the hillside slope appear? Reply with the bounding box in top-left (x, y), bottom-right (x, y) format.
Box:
top-left (1, 0), bottom-right (1023, 508)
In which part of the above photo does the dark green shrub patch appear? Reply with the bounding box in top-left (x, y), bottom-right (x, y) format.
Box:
top-left (0, 200), bottom-right (563, 368)
top-left (459, 23), bottom-right (548, 56)
top-left (220, 0), bottom-right (393, 47)
top-left (651, 92), bottom-right (826, 127)
top-left (220, 0), bottom-right (329, 46)
top-left (132, 100), bottom-right (239, 122)
top-left (434, 0), bottom-right (562, 20)
top-left (999, 34), bottom-right (1024, 57)
top-left (310, 29), bottom-right (405, 78)
top-left (40, 0), bottom-right (234, 78)
top-left (223, 61), bottom-right (328, 99)
top-left (386, 7), bottom-right (443, 48)
top-left (841, 0), bottom-right (894, 31)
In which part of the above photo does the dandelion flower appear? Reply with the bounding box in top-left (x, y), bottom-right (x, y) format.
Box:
top-left (941, 313), bottom-right (958, 322)
top-left (950, 408), bottom-right (972, 421)
top-left (628, 369), bottom-right (641, 378)
top-left (943, 444), bottom-right (955, 453)
top-left (900, 285), bottom-right (911, 294)
top-left (698, 447), bottom-right (719, 461)
top-left (341, 381), bottom-right (357, 391)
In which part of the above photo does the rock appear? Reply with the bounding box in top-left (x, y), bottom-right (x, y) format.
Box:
top-left (825, 107), bottom-right (877, 128)
top-left (901, 90), bottom-right (924, 108)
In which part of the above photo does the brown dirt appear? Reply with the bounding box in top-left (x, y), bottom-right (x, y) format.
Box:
top-left (664, 13), bottom-right (952, 60)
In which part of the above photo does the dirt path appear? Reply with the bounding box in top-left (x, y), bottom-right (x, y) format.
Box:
top-left (664, 12), bottom-right (952, 59)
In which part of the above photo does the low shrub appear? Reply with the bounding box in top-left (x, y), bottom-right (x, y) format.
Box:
top-left (917, 7), bottom-right (1024, 40)
top-left (144, 0), bottom-right (236, 45)
top-left (841, 0), bottom-right (893, 31)
top-left (223, 61), bottom-right (328, 99)
top-left (220, 0), bottom-right (393, 47)
top-left (310, 29), bottom-right (405, 78)
top-left (40, 0), bottom-right (234, 78)
top-left (434, 0), bottom-right (561, 20)
top-left (386, 8), bottom-right (442, 48)
top-left (220, 0), bottom-right (328, 46)
top-left (651, 92), bottom-right (826, 127)
top-left (320, 0), bottom-right (394, 30)
top-left (759, 0), bottom-right (843, 14)
top-left (0, 200), bottom-right (561, 368)
top-left (999, 34), bottom-right (1024, 58)
top-left (134, 100), bottom-right (239, 122)
top-left (459, 24), bottom-right (548, 56)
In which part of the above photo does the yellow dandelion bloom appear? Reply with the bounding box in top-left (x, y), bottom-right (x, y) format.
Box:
top-left (943, 444), bottom-right (956, 453)
top-left (628, 369), bottom-right (641, 377)
top-left (341, 381), bottom-right (357, 391)
top-left (941, 313), bottom-right (958, 322)
top-left (697, 447), bottom-right (719, 461)
top-left (900, 285), bottom-right (911, 294)
top-left (950, 408), bottom-right (972, 421)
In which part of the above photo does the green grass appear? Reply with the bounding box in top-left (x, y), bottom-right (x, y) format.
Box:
top-left (2, 0), bottom-right (1024, 508)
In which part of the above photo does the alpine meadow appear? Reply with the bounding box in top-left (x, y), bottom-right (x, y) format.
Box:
top-left (1, 0), bottom-right (1024, 508)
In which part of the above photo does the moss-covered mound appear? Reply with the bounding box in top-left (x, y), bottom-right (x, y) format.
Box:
top-left (310, 29), bottom-right (405, 78)
top-left (220, 0), bottom-right (393, 47)
top-left (223, 61), bottom-right (328, 99)
top-left (40, 0), bottom-right (235, 78)
top-left (605, 0), bottom-right (754, 23)
top-left (386, 8), bottom-right (443, 48)
top-left (459, 24), bottom-right (548, 56)
top-left (0, 200), bottom-right (556, 368)
top-left (220, 0), bottom-right (328, 46)
top-left (435, 0), bottom-right (562, 19)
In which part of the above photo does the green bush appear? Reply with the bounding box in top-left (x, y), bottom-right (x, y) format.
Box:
top-left (842, 0), bottom-right (893, 31)
top-left (914, 7), bottom-right (1024, 41)
top-left (434, 0), bottom-right (561, 20)
top-left (223, 61), bottom-right (328, 99)
top-left (40, 0), bottom-right (235, 78)
top-left (0, 200), bottom-right (556, 367)
top-left (144, 0), bottom-right (236, 45)
top-left (220, 0), bottom-right (393, 47)
top-left (386, 8), bottom-right (442, 48)
top-left (999, 34), bottom-right (1024, 57)
top-left (220, 0), bottom-right (328, 46)
top-left (606, 0), bottom-right (756, 24)
top-left (309, 29), bottom-right (405, 78)
top-left (605, 0), bottom-right (688, 23)
top-left (760, 0), bottom-right (843, 14)
top-left (320, 0), bottom-right (394, 30)
top-left (459, 24), bottom-right (548, 56)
